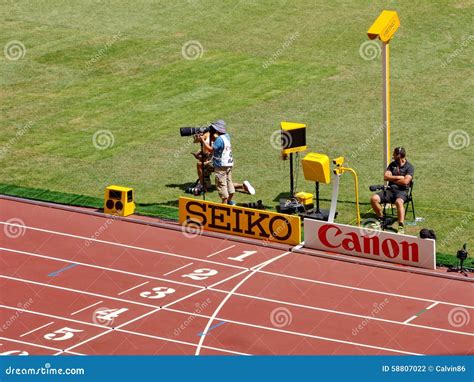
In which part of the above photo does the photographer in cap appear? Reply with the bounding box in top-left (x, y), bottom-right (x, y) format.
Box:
top-left (370, 147), bottom-right (414, 234)
top-left (199, 120), bottom-right (236, 204)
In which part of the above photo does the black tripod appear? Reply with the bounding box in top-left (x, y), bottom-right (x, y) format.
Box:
top-left (448, 244), bottom-right (469, 277)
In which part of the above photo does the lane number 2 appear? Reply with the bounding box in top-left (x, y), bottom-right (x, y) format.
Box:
top-left (182, 268), bottom-right (218, 281)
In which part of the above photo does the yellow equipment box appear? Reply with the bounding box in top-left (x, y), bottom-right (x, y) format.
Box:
top-left (295, 192), bottom-right (314, 206)
top-left (104, 185), bottom-right (135, 216)
top-left (302, 153), bottom-right (331, 184)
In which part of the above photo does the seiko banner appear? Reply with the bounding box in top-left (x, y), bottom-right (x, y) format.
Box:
top-left (304, 219), bottom-right (436, 269)
top-left (179, 197), bottom-right (301, 245)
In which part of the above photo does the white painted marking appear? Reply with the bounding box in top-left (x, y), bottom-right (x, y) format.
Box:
top-left (256, 270), bottom-right (474, 309)
top-left (163, 263), bottom-right (193, 276)
top-left (118, 282), bottom-right (149, 295)
top-left (0, 222), bottom-right (246, 270)
top-left (70, 301), bottom-right (103, 315)
top-left (426, 302), bottom-right (439, 310)
top-left (195, 252), bottom-right (292, 355)
top-left (0, 336), bottom-right (83, 355)
top-left (0, 247), bottom-right (204, 290)
top-left (206, 245), bottom-right (236, 258)
top-left (404, 315), bottom-right (418, 324)
top-left (20, 321), bottom-right (54, 337)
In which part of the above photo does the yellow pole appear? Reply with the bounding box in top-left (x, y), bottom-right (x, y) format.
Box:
top-left (382, 42), bottom-right (391, 170)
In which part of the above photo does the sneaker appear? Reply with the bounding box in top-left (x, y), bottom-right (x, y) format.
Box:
top-left (398, 224), bottom-right (405, 234)
top-left (228, 200), bottom-right (237, 206)
top-left (243, 180), bottom-right (256, 195)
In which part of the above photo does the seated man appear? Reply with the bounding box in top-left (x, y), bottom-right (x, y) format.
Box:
top-left (191, 130), bottom-right (255, 197)
top-left (370, 147), bottom-right (414, 234)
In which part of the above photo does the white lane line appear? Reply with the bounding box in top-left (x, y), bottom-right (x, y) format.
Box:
top-left (20, 321), bottom-right (54, 337)
top-left (58, 329), bottom-right (113, 355)
top-left (195, 251), bottom-right (292, 355)
top-left (0, 222), bottom-right (246, 271)
top-left (0, 297), bottom-right (425, 356)
top-left (0, 275), bottom-right (161, 309)
top-left (404, 315), bottom-right (418, 324)
top-left (163, 263), bottom-right (193, 276)
top-left (5, 272), bottom-right (471, 338)
top-left (164, 307), bottom-right (420, 355)
top-left (0, 336), bottom-right (83, 355)
top-left (426, 302), bottom-right (439, 310)
top-left (257, 270), bottom-right (474, 309)
top-left (207, 287), bottom-right (474, 336)
top-left (114, 269), bottom-right (250, 330)
top-left (0, 247), bottom-right (204, 290)
top-left (4, 250), bottom-right (473, 337)
top-left (70, 301), bottom-right (104, 315)
top-left (118, 328), bottom-right (251, 356)
top-left (207, 245), bottom-right (236, 258)
top-left (404, 302), bottom-right (440, 324)
top-left (118, 282), bottom-right (149, 295)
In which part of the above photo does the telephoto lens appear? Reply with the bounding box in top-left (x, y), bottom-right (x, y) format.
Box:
top-left (180, 126), bottom-right (210, 137)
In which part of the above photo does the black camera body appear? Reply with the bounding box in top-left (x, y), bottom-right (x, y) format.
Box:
top-left (180, 125), bottom-right (214, 137)
top-left (457, 244), bottom-right (468, 261)
top-left (369, 184), bottom-right (393, 192)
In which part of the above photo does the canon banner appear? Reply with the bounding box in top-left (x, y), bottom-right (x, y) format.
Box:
top-left (304, 219), bottom-right (436, 269)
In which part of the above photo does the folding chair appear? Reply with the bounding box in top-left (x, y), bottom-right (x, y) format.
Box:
top-left (391, 180), bottom-right (415, 221)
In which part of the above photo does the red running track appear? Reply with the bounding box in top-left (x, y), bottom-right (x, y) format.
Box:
top-left (0, 197), bottom-right (472, 356)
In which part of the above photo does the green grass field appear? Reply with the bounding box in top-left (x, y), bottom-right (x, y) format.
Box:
top-left (1, 0), bottom-right (472, 266)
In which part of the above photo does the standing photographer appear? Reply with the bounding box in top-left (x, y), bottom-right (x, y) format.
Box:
top-left (370, 147), bottom-right (414, 234)
top-left (199, 120), bottom-right (235, 204)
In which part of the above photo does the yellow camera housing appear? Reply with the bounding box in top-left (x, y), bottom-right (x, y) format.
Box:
top-left (302, 153), bottom-right (331, 184)
top-left (332, 156), bottom-right (345, 166)
top-left (104, 185), bottom-right (136, 217)
top-left (367, 10), bottom-right (400, 43)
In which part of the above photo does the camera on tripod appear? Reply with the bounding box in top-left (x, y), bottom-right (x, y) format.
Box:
top-left (457, 243), bottom-right (468, 262)
top-left (369, 184), bottom-right (393, 192)
top-left (180, 125), bottom-right (214, 137)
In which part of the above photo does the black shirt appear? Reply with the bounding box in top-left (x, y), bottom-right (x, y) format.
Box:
top-left (386, 160), bottom-right (414, 190)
